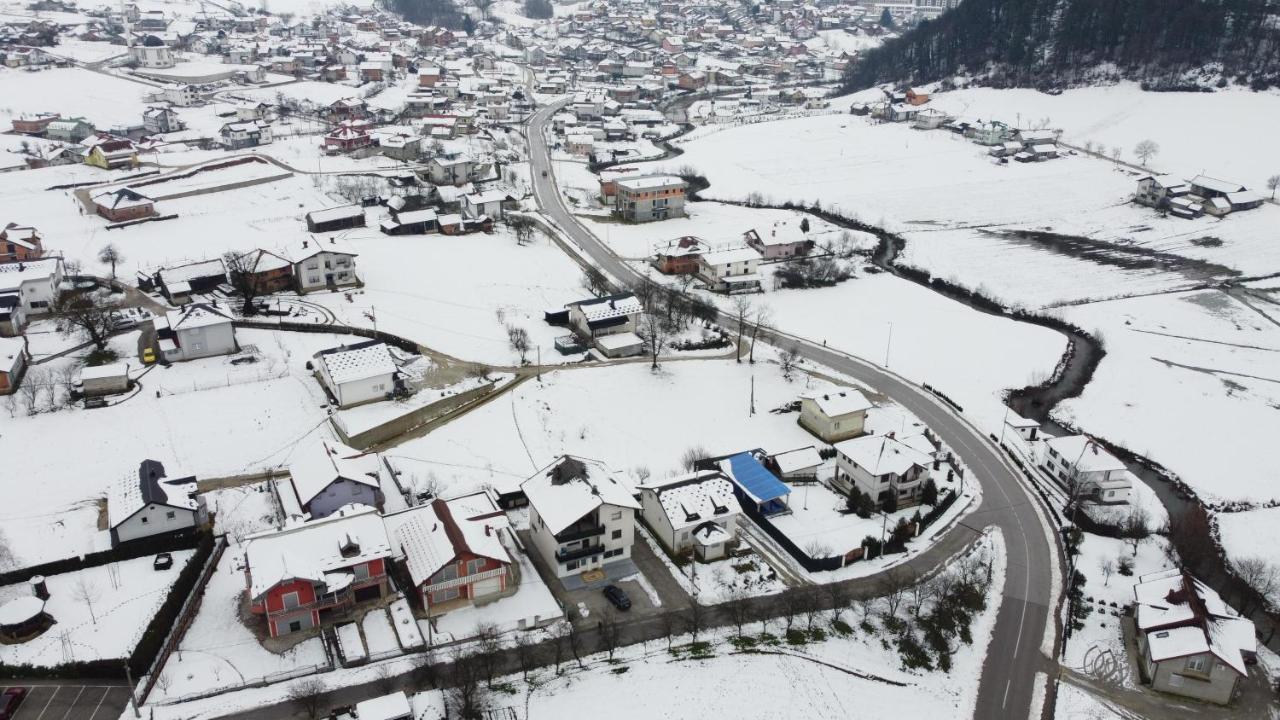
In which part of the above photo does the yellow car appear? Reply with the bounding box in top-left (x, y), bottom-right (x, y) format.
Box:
top-left (142, 347), bottom-right (157, 364)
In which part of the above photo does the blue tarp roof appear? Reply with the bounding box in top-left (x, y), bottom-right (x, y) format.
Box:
top-left (723, 452), bottom-right (791, 504)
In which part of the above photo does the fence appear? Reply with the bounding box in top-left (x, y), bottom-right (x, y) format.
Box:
top-left (0, 531), bottom-right (201, 586)
top-left (150, 661), bottom-right (333, 707)
top-left (233, 319), bottom-right (421, 354)
top-left (151, 365), bottom-right (290, 397)
top-left (332, 379), bottom-right (500, 449)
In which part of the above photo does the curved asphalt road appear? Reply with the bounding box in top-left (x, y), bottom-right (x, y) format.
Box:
top-left (527, 99), bottom-right (1061, 720)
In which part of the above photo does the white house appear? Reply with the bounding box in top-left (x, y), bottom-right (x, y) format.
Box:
top-left (313, 341), bottom-right (398, 408)
top-left (284, 439), bottom-right (384, 520)
top-left (522, 456), bottom-right (639, 580)
top-left (460, 190), bottom-right (516, 221)
top-left (1042, 434), bottom-right (1131, 504)
top-left (798, 389), bottom-right (872, 443)
top-left (129, 38), bottom-right (174, 68)
top-left (834, 434), bottom-right (932, 508)
top-left (0, 257), bottom-right (63, 336)
top-left (108, 459), bottom-right (203, 546)
top-left (562, 292), bottom-right (644, 357)
top-left (152, 303), bottom-right (237, 363)
top-left (638, 470), bottom-right (740, 562)
top-left (291, 237), bottom-right (359, 293)
top-left (698, 247), bottom-right (763, 293)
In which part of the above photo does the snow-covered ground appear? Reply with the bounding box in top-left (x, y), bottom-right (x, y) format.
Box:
top-left (0, 67), bottom-right (151, 130)
top-left (1216, 507), bottom-right (1280, 608)
top-left (0, 551), bottom-right (196, 668)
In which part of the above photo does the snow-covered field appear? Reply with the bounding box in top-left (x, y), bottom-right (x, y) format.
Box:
top-left (0, 67), bottom-right (151, 129)
top-left (0, 551), bottom-right (196, 667)
top-left (1056, 290), bottom-right (1280, 506)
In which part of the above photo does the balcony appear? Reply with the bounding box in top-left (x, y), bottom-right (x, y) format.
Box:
top-left (556, 543), bottom-right (604, 564)
top-left (555, 523), bottom-right (605, 544)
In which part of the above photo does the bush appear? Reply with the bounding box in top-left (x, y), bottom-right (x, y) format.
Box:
top-left (1117, 556), bottom-right (1135, 576)
top-left (883, 493), bottom-right (899, 514)
top-left (896, 633), bottom-right (933, 671)
top-left (832, 619), bottom-right (853, 635)
top-left (860, 620), bottom-right (877, 635)
top-left (785, 628), bottom-right (808, 645)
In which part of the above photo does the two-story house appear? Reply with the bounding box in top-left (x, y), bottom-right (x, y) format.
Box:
top-left (698, 247), bottom-right (763, 294)
top-left (285, 439), bottom-right (384, 520)
top-left (0, 257), bottom-right (63, 336)
top-left (151, 303), bottom-right (237, 363)
top-left (1134, 569), bottom-right (1255, 705)
top-left (562, 292), bottom-right (644, 357)
top-left (834, 434), bottom-right (932, 509)
top-left (142, 106), bottom-right (183, 135)
top-left (613, 175), bottom-right (686, 222)
top-left (744, 222), bottom-right (815, 259)
top-left (638, 470), bottom-right (740, 562)
top-left (522, 456), bottom-right (640, 580)
top-left (387, 492), bottom-right (516, 616)
top-left (651, 236), bottom-right (707, 275)
top-left (291, 237), bottom-right (359, 293)
top-left (1042, 435), bottom-right (1132, 504)
top-left (798, 389), bottom-right (872, 443)
top-left (244, 505), bottom-right (393, 636)
top-left (0, 223), bottom-right (43, 263)
top-left (313, 340), bottom-right (399, 408)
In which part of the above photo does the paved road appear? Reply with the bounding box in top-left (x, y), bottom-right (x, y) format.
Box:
top-left (526, 99), bottom-right (1061, 720)
top-left (0, 683), bottom-right (132, 720)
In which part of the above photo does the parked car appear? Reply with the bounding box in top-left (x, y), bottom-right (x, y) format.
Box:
top-left (142, 347), bottom-right (157, 364)
top-left (154, 552), bottom-right (173, 570)
top-left (602, 584), bottom-right (631, 611)
top-left (110, 307), bottom-right (153, 331)
top-left (0, 687), bottom-right (28, 719)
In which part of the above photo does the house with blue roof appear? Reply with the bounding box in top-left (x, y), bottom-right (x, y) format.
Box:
top-left (715, 451), bottom-right (792, 517)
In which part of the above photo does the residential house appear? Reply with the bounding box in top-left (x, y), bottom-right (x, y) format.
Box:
top-left (151, 303), bottom-right (237, 363)
top-left (244, 505), bottom-right (393, 636)
top-left (765, 446), bottom-right (824, 483)
top-left (10, 113), bottom-right (59, 136)
top-left (651, 236), bottom-right (707, 275)
top-left (0, 223), bottom-right (42, 263)
top-left (107, 459), bottom-right (203, 546)
top-left (0, 257), bottom-right (63, 336)
top-left (283, 439), bottom-right (384, 520)
top-left (522, 456), bottom-right (640, 580)
top-left (92, 188), bottom-right (156, 223)
top-left (292, 237), bottom-right (359, 293)
top-left (1189, 175), bottom-right (1246, 200)
top-left (1042, 435), bottom-right (1131, 504)
top-left (387, 492), bottom-right (516, 615)
top-left (142, 106), bottom-right (182, 134)
top-left (833, 434), bottom-right (931, 508)
top-left (613, 175), bottom-right (687, 223)
top-left (379, 208), bottom-right (438, 235)
top-left (314, 340), bottom-right (399, 408)
top-left (461, 190), bottom-right (516, 221)
top-left (230, 249), bottom-right (294, 295)
top-left (697, 247), bottom-right (763, 294)
top-left (715, 451), bottom-right (792, 516)
top-left (354, 693), bottom-right (413, 720)
top-left (744, 221), bottom-right (814, 259)
top-left (219, 120), bottom-right (271, 149)
top-left (0, 335), bottom-right (27, 393)
top-left (85, 138), bottom-right (138, 170)
top-left (152, 258), bottom-right (227, 304)
top-left (638, 470), bottom-right (740, 562)
top-left (46, 117), bottom-right (94, 143)
top-left (129, 37), bottom-right (174, 68)
top-left (323, 123), bottom-right (373, 154)
top-left (798, 389), bottom-right (872, 443)
top-left (1133, 569), bottom-right (1255, 705)
top-left (561, 292), bottom-right (644, 358)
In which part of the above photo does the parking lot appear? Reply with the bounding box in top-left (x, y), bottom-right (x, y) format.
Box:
top-left (0, 684), bottom-right (132, 720)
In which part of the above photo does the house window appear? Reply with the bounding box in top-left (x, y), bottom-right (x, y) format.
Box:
top-left (611, 510), bottom-right (622, 520)
top-left (141, 516), bottom-right (149, 524)
top-left (466, 559), bottom-right (484, 575)
top-left (288, 620), bottom-right (303, 633)
top-left (1185, 656), bottom-right (1209, 673)
top-left (611, 529), bottom-right (622, 540)
top-left (432, 587), bottom-right (459, 603)
top-left (282, 591), bottom-right (300, 610)
top-left (565, 560), bottom-right (580, 570)
top-left (354, 564), bottom-right (370, 581)
top-left (604, 548), bottom-right (622, 559)
top-left (166, 511), bottom-right (175, 519)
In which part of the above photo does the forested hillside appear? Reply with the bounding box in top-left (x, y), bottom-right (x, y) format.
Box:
top-left (380, 0), bottom-right (464, 28)
top-left (843, 0), bottom-right (1280, 91)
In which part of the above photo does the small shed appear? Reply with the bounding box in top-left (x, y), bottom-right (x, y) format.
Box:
top-left (0, 596), bottom-right (50, 641)
top-left (78, 362), bottom-right (130, 397)
top-left (719, 452), bottom-right (791, 516)
top-left (305, 205), bottom-right (366, 233)
top-left (354, 691), bottom-right (413, 720)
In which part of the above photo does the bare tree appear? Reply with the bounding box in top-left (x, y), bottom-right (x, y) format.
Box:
top-left (580, 265), bottom-right (611, 296)
top-left (372, 664), bottom-right (396, 695)
top-left (1234, 557), bottom-right (1280, 615)
top-left (731, 296), bottom-right (753, 364)
top-left (659, 610), bottom-right (680, 650)
top-left (600, 612), bottom-right (622, 660)
top-left (513, 631), bottom-right (536, 679)
top-left (825, 582), bottom-right (850, 624)
top-left (684, 599), bottom-right (705, 642)
top-left (0, 529), bottom-right (15, 572)
top-left (223, 251), bottom-right (269, 316)
top-left (748, 305), bottom-right (772, 363)
top-left (2, 394), bottom-right (16, 419)
top-left (779, 345), bottom-right (801, 380)
top-left (877, 567), bottom-right (910, 619)
top-left (777, 590), bottom-right (800, 633)
top-left (18, 367), bottom-right (45, 415)
top-left (473, 621), bottom-right (502, 686)
top-left (724, 585), bottom-right (752, 637)
top-left (680, 444), bottom-right (708, 472)
top-left (508, 215), bottom-right (536, 245)
top-left (1133, 140), bottom-right (1159, 166)
top-left (445, 646), bottom-right (486, 719)
top-left (637, 313), bottom-right (668, 370)
top-left (800, 589), bottom-right (823, 632)
top-left (1267, 174), bottom-right (1279, 200)
top-left (1123, 505), bottom-right (1152, 555)
top-left (54, 291), bottom-right (115, 352)
top-left (286, 677), bottom-right (327, 719)
top-left (97, 244), bottom-right (124, 281)
top-left (506, 325), bottom-right (530, 364)
top-left (1100, 558), bottom-right (1116, 587)
top-left (566, 620), bottom-right (585, 668)
top-left (1110, 146), bottom-right (1122, 164)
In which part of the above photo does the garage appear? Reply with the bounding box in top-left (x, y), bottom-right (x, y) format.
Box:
top-left (471, 576), bottom-right (503, 600)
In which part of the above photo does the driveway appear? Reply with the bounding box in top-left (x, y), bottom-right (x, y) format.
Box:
top-left (0, 683), bottom-right (131, 720)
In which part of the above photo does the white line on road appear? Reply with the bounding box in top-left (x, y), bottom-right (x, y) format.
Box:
top-left (1003, 678), bottom-right (1012, 708)
top-left (86, 687), bottom-right (113, 720)
top-left (57, 686), bottom-right (85, 720)
top-left (32, 685), bottom-right (60, 720)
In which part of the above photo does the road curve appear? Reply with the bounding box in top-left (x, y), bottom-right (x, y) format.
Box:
top-left (526, 98), bottom-right (1062, 720)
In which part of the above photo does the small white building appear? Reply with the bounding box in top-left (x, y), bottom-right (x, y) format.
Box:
top-left (152, 303), bottom-right (237, 363)
top-left (292, 237), bottom-right (359, 293)
top-left (129, 39), bottom-right (174, 69)
top-left (834, 434), bottom-right (932, 508)
top-left (522, 456), bottom-right (639, 580)
top-left (698, 247), bottom-right (763, 293)
top-left (353, 692), bottom-right (413, 720)
top-left (314, 341), bottom-right (398, 408)
top-left (1042, 435), bottom-right (1131, 504)
top-left (461, 190), bottom-right (516, 221)
top-left (798, 389), bottom-right (872, 443)
top-left (108, 459), bottom-right (202, 546)
top-left (638, 470), bottom-right (740, 562)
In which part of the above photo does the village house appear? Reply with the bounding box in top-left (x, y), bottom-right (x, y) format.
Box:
top-left (0, 257), bottom-right (63, 336)
top-left (46, 117), bottom-right (94, 143)
top-left (0, 335), bottom-right (27, 393)
top-left (324, 122), bottom-right (373, 154)
top-left (313, 340), bottom-right (400, 408)
top-left (613, 174), bottom-right (687, 222)
top-left (292, 237), bottom-right (359, 293)
top-left (1135, 175), bottom-right (1199, 217)
top-left (151, 303), bottom-right (237, 363)
top-left (379, 207), bottom-right (438, 235)
top-left (638, 470), bottom-right (740, 562)
top-left (219, 120), bottom-right (271, 149)
top-left (765, 446), bottom-right (824, 483)
top-left (798, 389), bottom-right (873, 443)
top-left (151, 259), bottom-right (227, 304)
top-left (523, 456), bottom-right (640, 580)
top-left (142, 106), bottom-right (182, 134)
top-left (10, 113), bottom-right (59, 136)
top-left (1042, 435), bottom-right (1132, 504)
top-left (386, 492), bottom-right (517, 616)
top-left (284, 439), bottom-right (384, 520)
top-left (1133, 569), bottom-right (1256, 705)
top-left (230, 248), bottom-right (294, 295)
top-left (0, 223), bottom-right (42, 263)
top-left (107, 459), bottom-right (203, 546)
top-left (698, 246), bottom-right (763, 294)
top-left (461, 190), bottom-right (516, 221)
top-left (129, 36), bottom-right (174, 68)
top-left (84, 137), bottom-right (139, 170)
top-left (244, 505), bottom-right (393, 637)
top-left (651, 236), bottom-right (707, 275)
top-left (833, 434), bottom-right (932, 508)
top-left (92, 188), bottom-right (156, 223)
top-left (305, 205), bottom-right (365, 234)
top-left (744, 221), bottom-right (815, 259)
top-left (553, 292), bottom-right (644, 358)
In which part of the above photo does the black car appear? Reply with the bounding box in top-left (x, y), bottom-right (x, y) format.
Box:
top-left (602, 584), bottom-right (631, 611)
top-left (154, 552), bottom-right (173, 571)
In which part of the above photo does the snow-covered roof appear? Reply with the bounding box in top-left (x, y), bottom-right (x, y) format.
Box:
top-left (771, 446), bottom-right (823, 475)
top-left (0, 257), bottom-right (60, 294)
top-left (354, 692), bottom-right (412, 720)
top-left (1134, 568), bottom-right (1255, 676)
top-left (0, 336), bottom-right (25, 375)
top-left (1189, 175), bottom-right (1245, 194)
top-left (835, 434), bottom-right (931, 477)
top-left (235, 248), bottom-right (292, 274)
top-left (306, 205), bottom-right (365, 224)
top-left (394, 208), bottom-right (438, 224)
top-left (653, 236), bottom-right (706, 257)
top-left (316, 341), bottom-right (397, 386)
top-left (161, 303), bottom-right (231, 332)
top-left (243, 505), bottom-right (392, 599)
top-left (595, 331), bottom-right (643, 351)
top-left (107, 459), bottom-right (198, 528)
top-left (159, 258), bottom-right (226, 285)
top-left (0, 596), bottom-right (45, 626)
top-left (1044, 435), bottom-right (1125, 474)
top-left (640, 470), bottom-right (737, 531)
top-left (293, 236), bottom-right (358, 261)
top-left (702, 247), bottom-right (761, 266)
top-left (79, 362), bottom-right (129, 382)
top-left (615, 174), bottom-right (685, 191)
top-left (568, 292), bottom-right (642, 322)
top-left (386, 492), bottom-right (511, 587)
top-left (288, 439), bottom-right (382, 507)
top-left (802, 389), bottom-right (872, 418)
top-left (521, 456), bottom-right (639, 535)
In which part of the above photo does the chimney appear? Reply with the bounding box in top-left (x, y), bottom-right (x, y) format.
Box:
top-left (302, 240), bottom-right (308, 248)
top-left (29, 575), bottom-right (48, 601)
top-left (484, 525), bottom-right (492, 536)
top-left (330, 237), bottom-right (335, 244)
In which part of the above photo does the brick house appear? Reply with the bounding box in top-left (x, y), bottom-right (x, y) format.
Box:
top-left (0, 224), bottom-right (43, 263)
top-left (323, 123), bottom-right (373, 154)
top-left (92, 188), bottom-right (156, 222)
top-left (244, 505), bottom-right (393, 637)
top-left (230, 249), bottom-right (294, 295)
top-left (651, 236), bottom-right (707, 274)
top-left (10, 113), bottom-right (59, 136)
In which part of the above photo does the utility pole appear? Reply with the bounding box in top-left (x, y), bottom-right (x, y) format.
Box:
top-left (749, 375), bottom-right (755, 416)
top-left (123, 661), bottom-right (141, 718)
top-left (536, 345), bottom-right (541, 381)
top-left (884, 321), bottom-right (893, 368)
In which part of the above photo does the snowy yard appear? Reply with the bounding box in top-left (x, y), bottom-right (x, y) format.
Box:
top-left (0, 551), bottom-right (196, 668)
top-left (0, 67), bottom-right (151, 129)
